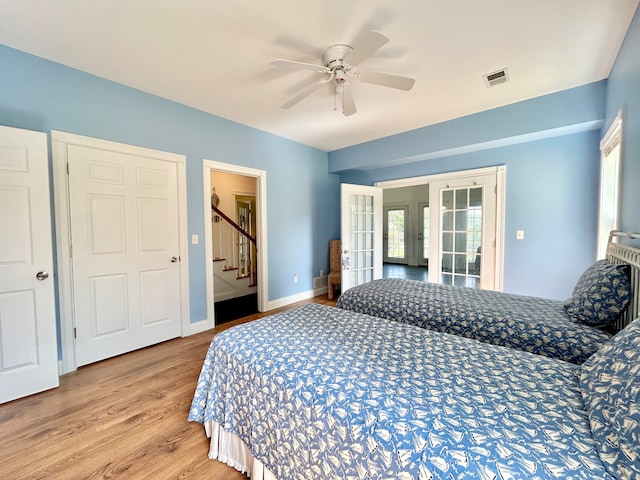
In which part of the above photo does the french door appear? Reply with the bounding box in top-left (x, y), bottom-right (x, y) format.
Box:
top-left (383, 206), bottom-right (408, 264)
top-left (340, 183), bottom-right (383, 293)
top-left (428, 172), bottom-right (500, 289)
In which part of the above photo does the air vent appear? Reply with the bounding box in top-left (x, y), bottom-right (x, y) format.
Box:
top-left (313, 275), bottom-right (328, 289)
top-left (483, 68), bottom-right (510, 87)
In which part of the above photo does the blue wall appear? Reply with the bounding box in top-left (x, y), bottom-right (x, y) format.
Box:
top-left (0, 45), bottom-right (340, 327)
top-left (331, 83), bottom-right (607, 300)
top-left (604, 5), bottom-right (640, 234)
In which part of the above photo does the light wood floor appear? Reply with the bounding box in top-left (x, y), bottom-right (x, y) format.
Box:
top-left (0, 295), bottom-right (336, 480)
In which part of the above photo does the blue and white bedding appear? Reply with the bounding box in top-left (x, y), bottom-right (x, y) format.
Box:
top-left (336, 278), bottom-right (613, 364)
top-left (189, 304), bottom-right (630, 479)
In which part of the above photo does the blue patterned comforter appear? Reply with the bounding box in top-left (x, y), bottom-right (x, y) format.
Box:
top-left (336, 278), bottom-right (611, 364)
top-left (189, 304), bottom-right (612, 479)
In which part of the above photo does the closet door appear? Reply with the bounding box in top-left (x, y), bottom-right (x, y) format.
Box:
top-left (68, 145), bottom-right (182, 366)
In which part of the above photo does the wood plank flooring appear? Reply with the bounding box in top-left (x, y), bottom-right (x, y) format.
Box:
top-left (0, 295), bottom-right (336, 480)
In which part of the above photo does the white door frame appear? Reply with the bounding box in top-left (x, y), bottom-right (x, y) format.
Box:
top-left (376, 166), bottom-right (506, 291)
top-left (203, 160), bottom-right (268, 322)
top-left (417, 201), bottom-right (429, 267)
top-left (52, 131), bottom-right (190, 374)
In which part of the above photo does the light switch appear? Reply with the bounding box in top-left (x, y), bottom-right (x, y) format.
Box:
top-left (516, 230), bottom-right (524, 240)
top-left (192, 234), bottom-right (199, 245)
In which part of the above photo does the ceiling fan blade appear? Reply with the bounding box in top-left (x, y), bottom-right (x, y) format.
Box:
top-left (340, 83), bottom-right (357, 116)
top-left (356, 70), bottom-right (415, 91)
top-left (345, 30), bottom-right (389, 66)
top-left (270, 59), bottom-right (330, 73)
top-left (281, 80), bottom-right (329, 109)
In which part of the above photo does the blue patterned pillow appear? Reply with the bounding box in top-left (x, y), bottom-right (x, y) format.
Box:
top-left (580, 318), bottom-right (640, 479)
top-left (564, 259), bottom-right (631, 326)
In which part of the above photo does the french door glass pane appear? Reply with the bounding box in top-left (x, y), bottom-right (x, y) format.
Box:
top-left (440, 186), bottom-right (483, 288)
top-left (350, 193), bottom-right (375, 287)
top-left (387, 209), bottom-right (405, 259)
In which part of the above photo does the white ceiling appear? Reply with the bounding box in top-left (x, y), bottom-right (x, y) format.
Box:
top-left (0, 0), bottom-right (638, 152)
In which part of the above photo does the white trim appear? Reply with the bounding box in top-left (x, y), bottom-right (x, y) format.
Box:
top-left (494, 167), bottom-right (506, 291)
top-left (375, 166), bottom-right (506, 291)
top-left (597, 111), bottom-right (623, 259)
top-left (264, 287), bottom-right (327, 311)
top-left (375, 166), bottom-right (503, 189)
top-left (183, 318), bottom-right (216, 336)
top-left (51, 130), bottom-right (190, 373)
top-left (600, 111), bottom-right (623, 151)
top-left (203, 160), bottom-right (268, 328)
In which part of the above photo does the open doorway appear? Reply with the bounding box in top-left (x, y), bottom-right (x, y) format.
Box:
top-left (210, 171), bottom-right (258, 323)
top-left (377, 166), bottom-right (505, 291)
top-left (202, 160), bottom-right (268, 326)
top-left (382, 184), bottom-right (430, 282)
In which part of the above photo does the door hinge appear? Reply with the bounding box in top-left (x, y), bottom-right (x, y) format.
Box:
top-left (66, 162), bottom-right (70, 175)
top-left (70, 245), bottom-right (73, 257)
top-left (74, 327), bottom-right (77, 339)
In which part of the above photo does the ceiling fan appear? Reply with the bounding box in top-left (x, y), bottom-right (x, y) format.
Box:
top-left (271, 30), bottom-right (415, 116)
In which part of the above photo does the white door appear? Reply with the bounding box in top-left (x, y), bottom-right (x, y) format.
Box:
top-left (383, 206), bottom-right (409, 264)
top-left (67, 145), bottom-right (182, 366)
top-left (340, 183), bottom-right (383, 293)
top-left (0, 126), bottom-right (58, 403)
top-left (429, 173), bottom-right (498, 289)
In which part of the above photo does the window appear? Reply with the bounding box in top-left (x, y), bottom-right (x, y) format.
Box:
top-left (597, 112), bottom-right (622, 259)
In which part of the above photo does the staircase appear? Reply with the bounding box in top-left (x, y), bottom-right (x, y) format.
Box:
top-left (212, 203), bottom-right (257, 303)
top-left (213, 258), bottom-right (256, 303)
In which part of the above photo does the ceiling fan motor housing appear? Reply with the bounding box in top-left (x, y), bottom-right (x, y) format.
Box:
top-left (322, 44), bottom-right (353, 70)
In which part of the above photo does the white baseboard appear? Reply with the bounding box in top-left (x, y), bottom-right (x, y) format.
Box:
top-left (184, 286), bottom-right (329, 334)
top-left (264, 286), bottom-right (328, 311)
top-left (182, 318), bottom-right (216, 337)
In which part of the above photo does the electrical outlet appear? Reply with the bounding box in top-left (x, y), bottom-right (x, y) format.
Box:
top-left (293, 274), bottom-right (298, 283)
top-left (320, 269), bottom-right (324, 276)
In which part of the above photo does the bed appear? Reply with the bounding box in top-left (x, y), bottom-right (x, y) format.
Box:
top-left (189, 303), bottom-right (640, 479)
top-left (336, 232), bottom-right (640, 364)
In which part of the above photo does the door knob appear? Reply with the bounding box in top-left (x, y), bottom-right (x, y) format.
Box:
top-left (170, 257), bottom-right (179, 263)
top-left (36, 271), bottom-right (49, 280)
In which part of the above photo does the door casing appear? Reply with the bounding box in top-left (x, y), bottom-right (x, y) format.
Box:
top-left (203, 160), bottom-right (268, 319)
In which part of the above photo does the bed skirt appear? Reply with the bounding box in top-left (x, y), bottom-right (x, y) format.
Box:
top-left (204, 420), bottom-right (277, 479)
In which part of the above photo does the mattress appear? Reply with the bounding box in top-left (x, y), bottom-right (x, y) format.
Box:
top-left (336, 278), bottom-right (612, 364)
top-left (189, 304), bottom-right (612, 479)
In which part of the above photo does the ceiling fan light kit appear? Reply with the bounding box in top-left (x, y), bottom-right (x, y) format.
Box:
top-left (271, 30), bottom-right (415, 117)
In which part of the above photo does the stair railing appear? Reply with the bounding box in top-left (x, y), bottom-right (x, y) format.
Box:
top-left (212, 204), bottom-right (257, 284)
